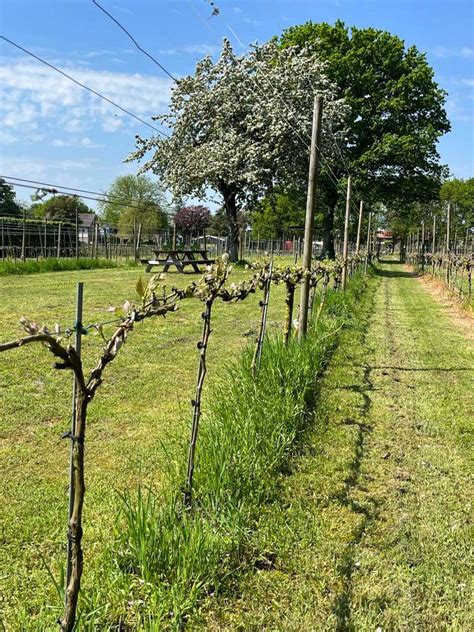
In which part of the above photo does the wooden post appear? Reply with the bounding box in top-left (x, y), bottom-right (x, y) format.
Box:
top-left (135, 223), bottom-right (142, 262)
top-left (172, 221), bottom-right (176, 250)
top-left (298, 95), bottom-right (323, 340)
top-left (355, 199), bottom-right (363, 255)
top-left (421, 221), bottom-right (425, 272)
top-left (1, 218), bottom-right (4, 260)
top-left (75, 206), bottom-right (79, 260)
top-left (341, 176), bottom-right (352, 290)
top-left (57, 222), bottom-right (62, 259)
top-left (93, 223), bottom-right (98, 259)
top-left (432, 215), bottom-right (436, 254)
top-left (446, 201), bottom-right (451, 253)
top-left (21, 208), bottom-right (26, 261)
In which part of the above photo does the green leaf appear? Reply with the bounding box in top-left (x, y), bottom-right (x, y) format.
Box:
top-left (136, 277), bottom-right (145, 299)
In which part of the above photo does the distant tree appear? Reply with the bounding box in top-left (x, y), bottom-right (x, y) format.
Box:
top-left (440, 177), bottom-right (474, 242)
top-left (174, 205), bottom-right (211, 234)
top-left (32, 195), bottom-right (91, 222)
top-left (251, 189), bottom-right (306, 238)
top-left (99, 174), bottom-right (169, 239)
top-left (127, 39), bottom-right (344, 261)
top-left (0, 178), bottom-right (22, 217)
top-left (280, 20), bottom-right (451, 257)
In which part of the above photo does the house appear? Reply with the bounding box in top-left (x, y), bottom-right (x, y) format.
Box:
top-left (78, 213), bottom-right (98, 244)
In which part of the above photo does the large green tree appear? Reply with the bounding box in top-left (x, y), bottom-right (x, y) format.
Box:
top-left (0, 178), bottom-right (22, 217)
top-left (33, 195), bottom-right (91, 222)
top-left (280, 21), bottom-right (450, 257)
top-left (251, 188), bottom-right (306, 238)
top-left (99, 174), bottom-right (169, 239)
top-left (127, 39), bottom-right (345, 261)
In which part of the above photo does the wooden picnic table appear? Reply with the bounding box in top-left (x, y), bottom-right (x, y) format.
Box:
top-left (143, 249), bottom-right (215, 273)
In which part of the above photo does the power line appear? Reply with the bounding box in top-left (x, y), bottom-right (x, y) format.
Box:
top-left (0, 35), bottom-right (169, 138)
top-left (3, 175), bottom-right (219, 215)
top-left (92, 0), bottom-right (178, 83)
top-left (2, 179), bottom-right (173, 216)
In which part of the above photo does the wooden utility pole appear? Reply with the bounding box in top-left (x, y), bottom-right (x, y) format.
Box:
top-left (355, 199), bottom-right (363, 255)
top-left (298, 95), bottom-right (323, 340)
top-left (341, 176), bottom-right (352, 290)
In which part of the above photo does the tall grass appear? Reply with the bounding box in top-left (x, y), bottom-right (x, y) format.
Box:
top-left (0, 257), bottom-right (130, 276)
top-left (89, 272), bottom-right (370, 628)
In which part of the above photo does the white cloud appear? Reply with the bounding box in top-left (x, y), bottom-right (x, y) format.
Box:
top-left (431, 45), bottom-right (474, 59)
top-left (0, 60), bottom-right (172, 140)
top-left (159, 44), bottom-right (220, 56)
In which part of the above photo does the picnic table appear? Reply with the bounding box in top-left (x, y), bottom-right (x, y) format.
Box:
top-left (143, 249), bottom-right (215, 273)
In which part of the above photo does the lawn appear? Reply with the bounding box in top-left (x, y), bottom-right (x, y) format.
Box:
top-left (0, 263), bottom-right (287, 627)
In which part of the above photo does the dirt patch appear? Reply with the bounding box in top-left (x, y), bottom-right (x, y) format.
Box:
top-left (416, 273), bottom-right (474, 341)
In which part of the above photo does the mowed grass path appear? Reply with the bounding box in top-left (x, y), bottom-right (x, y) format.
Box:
top-left (0, 265), bottom-right (285, 626)
top-left (201, 261), bottom-right (473, 630)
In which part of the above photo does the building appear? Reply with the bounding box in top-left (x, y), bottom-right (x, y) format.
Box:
top-left (78, 213), bottom-right (98, 244)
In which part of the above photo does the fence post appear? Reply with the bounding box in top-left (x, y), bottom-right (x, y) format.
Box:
top-left (75, 207), bottom-right (79, 260)
top-left (21, 208), bottom-right (26, 261)
top-left (57, 222), bottom-right (62, 259)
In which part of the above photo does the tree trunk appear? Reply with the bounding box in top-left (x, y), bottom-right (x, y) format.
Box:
top-left (219, 182), bottom-right (239, 262)
top-left (321, 185), bottom-right (339, 260)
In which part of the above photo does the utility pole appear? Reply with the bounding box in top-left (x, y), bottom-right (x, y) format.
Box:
top-left (355, 199), bottom-right (363, 255)
top-left (298, 95), bottom-right (323, 340)
top-left (341, 176), bottom-right (352, 290)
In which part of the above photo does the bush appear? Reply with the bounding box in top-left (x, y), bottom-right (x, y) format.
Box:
top-left (0, 258), bottom-right (131, 276)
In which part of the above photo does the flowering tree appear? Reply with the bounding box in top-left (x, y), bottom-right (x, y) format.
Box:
top-left (127, 39), bottom-right (345, 261)
top-left (174, 205), bottom-right (211, 235)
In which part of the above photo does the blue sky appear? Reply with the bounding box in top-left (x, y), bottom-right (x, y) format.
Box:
top-left (1, 0), bottom-right (473, 210)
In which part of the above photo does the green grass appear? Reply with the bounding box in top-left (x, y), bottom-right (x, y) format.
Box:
top-left (0, 257), bottom-right (126, 275)
top-left (0, 263), bottom-right (287, 629)
top-left (0, 259), bottom-right (368, 629)
top-left (200, 261), bottom-right (473, 630)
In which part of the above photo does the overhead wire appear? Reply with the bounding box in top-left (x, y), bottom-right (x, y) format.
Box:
top-left (91, 0), bottom-right (178, 83)
top-left (0, 35), bottom-right (169, 137)
top-left (2, 179), bottom-right (174, 217)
